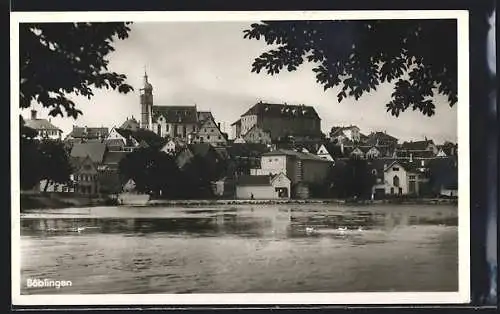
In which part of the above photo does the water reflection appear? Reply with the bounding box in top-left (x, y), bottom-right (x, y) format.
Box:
top-left (22, 205), bottom-right (458, 238)
top-left (20, 204), bottom-right (458, 294)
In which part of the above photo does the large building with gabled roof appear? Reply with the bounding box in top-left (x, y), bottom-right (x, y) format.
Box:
top-left (232, 101), bottom-right (322, 142)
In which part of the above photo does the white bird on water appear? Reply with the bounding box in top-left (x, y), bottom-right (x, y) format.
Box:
top-left (305, 227), bottom-right (315, 234)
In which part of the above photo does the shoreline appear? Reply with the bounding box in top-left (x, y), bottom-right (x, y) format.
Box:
top-left (20, 193), bottom-right (458, 210)
top-left (147, 198), bottom-right (458, 206)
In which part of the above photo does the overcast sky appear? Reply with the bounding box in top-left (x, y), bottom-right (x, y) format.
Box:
top-left (22, 21), bottom-right (458, 144)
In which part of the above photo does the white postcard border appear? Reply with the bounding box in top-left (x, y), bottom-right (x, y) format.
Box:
top-left (11, 10), bottom-right (470, 306)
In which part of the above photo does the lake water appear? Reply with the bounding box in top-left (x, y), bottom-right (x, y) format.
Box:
top-left (19, 204), bottom-right (458, 294)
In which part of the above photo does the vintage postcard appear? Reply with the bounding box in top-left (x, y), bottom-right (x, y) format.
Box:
top-left (11, 10), bottom-right (470, 306)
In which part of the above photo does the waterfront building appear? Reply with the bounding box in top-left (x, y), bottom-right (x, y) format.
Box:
top-left (381, 160), bottom-right (429, 196)
top-left (252, 149), bottom-right (330, 198)
top-left (235, 172), bottom-right (291, 200)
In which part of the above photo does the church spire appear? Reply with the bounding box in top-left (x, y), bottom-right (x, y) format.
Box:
top-left (142, 66), bottom-right (153, 92)
top-left (143, 65), bottom-right (149, 84)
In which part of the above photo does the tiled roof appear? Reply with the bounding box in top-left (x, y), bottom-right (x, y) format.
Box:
top-left (120, 118), bottom-right (140, 131)
top-left (25, 119), bottom-right (61, 131)
top-left (70, 142), bottom-right (107, 164)
top-left (103, 151), bottom-right (129, 165)
top-left (329, 125), bottom-right (359, 137)
top-left (366, 132), bottom-right (399, 145)
top-left (152, 105), bottom-right (198, 123)
top-left (104, 138), bottom-right (125, 149)
top-left (263, 149), bottom-right (329, 161)
top-left (401, 140), bottom-right (434, 151)
top-left (67, 126), bottom-right (109, 139)
top-left (395, 150), bottom-right (435, 159)
top-left (114, 128), bottom-right (166, 148)
top-left (236, 175), bottom-right (273, 186)
top-left (197, 111), bottom-right (213, 123)
top-left (323, 143), bottom-right (343, 158)
top-left (241, 102), bottom-right (320, 120)
top-left (384, 160), bottom-right (424, 173)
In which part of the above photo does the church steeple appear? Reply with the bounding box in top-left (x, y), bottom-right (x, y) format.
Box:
top-left (142, 67), bottom-right (153, 92)
top-left (140, 68), bottom-right (153, 130)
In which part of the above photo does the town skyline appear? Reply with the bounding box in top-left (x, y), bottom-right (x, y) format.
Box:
top-left (21, 21), bottom-right (458, 144)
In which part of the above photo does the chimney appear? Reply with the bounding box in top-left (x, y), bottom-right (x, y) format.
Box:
top-left (218, 122), bottom-right (221, 129)
top-left (30, 110), bottom-right (37, 120)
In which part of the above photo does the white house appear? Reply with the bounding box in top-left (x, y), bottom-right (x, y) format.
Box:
top-left (316, 144), bottom-right (334, 161)
top-left (236, 172), bottom-right (291, 199)
top-left (365, 146), bottom-right (382, 159)
top-left (383, 161), bottom-right (428, 196)
top-left (24, 110), bottom-right (63, 141)
top-left (329, 125), bottom-right (361, 143)
top-left (160, 139), bottom-right (185, 155)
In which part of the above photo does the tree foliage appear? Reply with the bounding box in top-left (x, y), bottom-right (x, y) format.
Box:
top-left (327, 158), bottom-right (376, 199)
top-left (118, 147), bottom-right (181, 197)
top-left (244, 20), bottom-right (457, 117)
top-left (20, 22), bottom-right (134, 118)
top-left (20, 136), bottom-right (72, 191)
top-left (38, 140), bottom-right (73, 191)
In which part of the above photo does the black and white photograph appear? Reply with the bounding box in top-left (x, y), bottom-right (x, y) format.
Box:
top-left (11, 11), bottom-right (470, 305)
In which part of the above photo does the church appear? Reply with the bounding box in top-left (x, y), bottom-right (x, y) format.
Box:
top-left (139, 72), bottom-right (227, 146)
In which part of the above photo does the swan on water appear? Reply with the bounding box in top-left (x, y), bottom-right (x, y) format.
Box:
top-left (305, 227), bottom-right (315, 233)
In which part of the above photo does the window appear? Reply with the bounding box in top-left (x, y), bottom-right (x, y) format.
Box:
top-left (372, 169), bottom-right (377, 175)
top-left (166, 124), bottom-right (170, 132)
top-left (409, 175), bottom-right (416, 180)
top-left (207, 135), bottom-right (211, 140)
top-left (157, 124), bottom-right (162, 136)
top-left (218, 136), bottom-right (221, 140)
top-left (210, 129), bottom-right (214, 132)
top-left (392, 167), bottom-right (399, 171)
